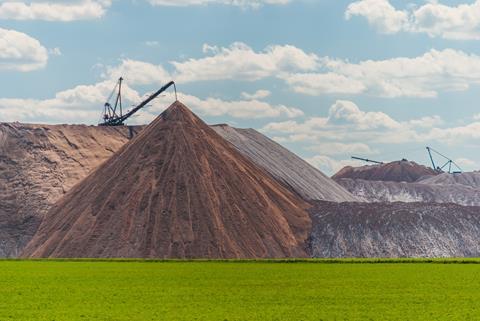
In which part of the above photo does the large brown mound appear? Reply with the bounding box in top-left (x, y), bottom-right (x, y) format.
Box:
top-left (333, 160), bottom-right (437, 183)
top-left (23, 102), bottom-right (311, 259)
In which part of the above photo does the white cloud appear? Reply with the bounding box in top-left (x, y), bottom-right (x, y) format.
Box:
top-left (345, 0), bottom-right (408, 33)
top-left (346, 0), bottom-right (480, 40)
top-left (284, 49), bottom-right (480, 98)
top-left (262, 100), bottom-right (480, 152)
top-left (261, 100), bottom-right (439, 146)
top-left (263, 100), bottom-right (403, 143)
top-left (0, 1), bottom-right (112, 21)
top-left (282, 72), bottom-right (366, 95)
top-left (0, 28), bottom-right (48, 71)
top-left (104, 59), bottom-right (171, 86)
top-left (104, 43), bottom-right (319, 89)
top-left (172, 42), bottom-right (319, 83)
top-left (103, 43), bottom-right (480, 99)
top-left (407, 116), bottom-right (443, 129)
top-left (425, 122), bottom-right (480, 144)
top-left (305, 155), bottom-right (364, 176)
top-left (186, 95), bottom-right (303, 119)
top-left (0, 79), bottom-right (302, 124)
top-left (0, 80), bottom-right (142, 124)
top-left (307, 142), bottom-right (377, 156)
top-left (104, 44), bottom-right (480, 99)
top-left (241, 89), bottom-right (271, 100)
top-left (328, 100), bottom-right (401, 130)
top-left (147, 0), bottom-right (291, 9)
top-left (139, 91), bottom-right (304, 121)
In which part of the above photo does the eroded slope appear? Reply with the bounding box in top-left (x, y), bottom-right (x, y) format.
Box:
top-left (0, 123), bottom-right (138, 256)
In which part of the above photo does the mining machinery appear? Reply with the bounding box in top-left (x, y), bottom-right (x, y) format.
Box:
top-left (100, 77), bottom-right (177, 126)
top-left (426, 146), bottom-right (462, 174)
top-left (351, 156), bottom-right (384, 165)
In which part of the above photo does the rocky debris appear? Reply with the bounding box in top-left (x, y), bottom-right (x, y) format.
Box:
top-left (308, 201), bottom-right (480, 258)
top-left (212, 125), bottom-right (358, 202)
top-left (0, 123), bottom-right (139, 256)
top-left (333, 160), bottom-right (438, 183)
top-left (23, 102), bottom-right (312, 259)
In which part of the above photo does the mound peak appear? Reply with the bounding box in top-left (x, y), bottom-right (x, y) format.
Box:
top-left (159, 101), bottom-right (197, 122)
top-left (23, 102), bottom-right (311, 259)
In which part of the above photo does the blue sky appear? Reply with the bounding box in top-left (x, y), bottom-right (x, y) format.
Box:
top-left (2, 0), bottom-right (480, 175)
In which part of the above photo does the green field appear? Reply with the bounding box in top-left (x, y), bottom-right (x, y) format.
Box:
top-left (1, 260), bottom-right (480, 320)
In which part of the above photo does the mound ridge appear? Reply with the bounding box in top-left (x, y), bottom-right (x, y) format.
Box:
top-left (23, 102), bottom-right (311, 259)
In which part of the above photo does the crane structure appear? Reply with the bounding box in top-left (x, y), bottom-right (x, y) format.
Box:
top-left (99, 78), bottom-right (177, 126)
top-left (101, 77), bottom-right (124, 124)
top-left (351, 156), bottom-right (384, 165)
top-left (426, 146), bottom-right (462, 174)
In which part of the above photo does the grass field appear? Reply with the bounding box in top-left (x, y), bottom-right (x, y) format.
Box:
top-left (1, 260), bottom-right (480, 320)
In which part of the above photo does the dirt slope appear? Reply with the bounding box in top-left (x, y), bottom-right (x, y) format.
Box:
top-left (333, 160), bottom-right (437, 183)
top-left (336, 178), bottom-right (480, 206)
top-left (23, 102), bottom-right (311, 259)
top-left (212, 125), bottom-right (358, 202)
top-left (309, 201), bottom-right (480, 258)
top-left (0, 123), bottom-right (138, 256)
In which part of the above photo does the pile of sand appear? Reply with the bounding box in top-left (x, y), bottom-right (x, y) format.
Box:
top-left (23, 102), bottom-right (311, 259)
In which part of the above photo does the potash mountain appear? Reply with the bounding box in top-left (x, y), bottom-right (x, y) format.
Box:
top-left (1, 102), bottom-right (480, 258)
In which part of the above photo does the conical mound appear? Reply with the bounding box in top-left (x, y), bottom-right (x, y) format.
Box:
top-left (22, 102), bottom-right (311, 259)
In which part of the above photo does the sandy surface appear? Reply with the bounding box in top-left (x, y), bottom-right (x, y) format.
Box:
top-left (23, 102), bottom-right (312, 259)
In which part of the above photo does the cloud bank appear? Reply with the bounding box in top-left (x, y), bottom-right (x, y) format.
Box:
top-left (346, 0), bottom-right (480, 40)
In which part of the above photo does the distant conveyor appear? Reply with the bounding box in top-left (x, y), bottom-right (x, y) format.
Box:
top-left (99, 77), bottom-right (177, 126)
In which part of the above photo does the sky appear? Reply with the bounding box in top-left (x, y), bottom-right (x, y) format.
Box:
top-left (2, 0), bottom-right (480, 175)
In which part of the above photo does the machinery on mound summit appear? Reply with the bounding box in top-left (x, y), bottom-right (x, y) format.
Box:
top-left (333, 154), bottom-right (480, 206)
top-left (23, 102), bottom-right (312, 259)
top-left (100, 78), bottom-right (177, 126)
top-left (333, 159), bottom-right (438, 183)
